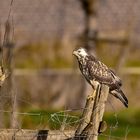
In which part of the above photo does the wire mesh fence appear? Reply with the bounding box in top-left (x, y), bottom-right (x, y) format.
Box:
top-left (0, 101), bottom-right (129, 140)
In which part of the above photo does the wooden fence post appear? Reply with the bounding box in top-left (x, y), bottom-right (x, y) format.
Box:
top-left (87, 84), bottom-right (109, 140)
top-left (68, 84), bottom-right (109, 140)
top-left (3, 20), bottom-right (16, 128)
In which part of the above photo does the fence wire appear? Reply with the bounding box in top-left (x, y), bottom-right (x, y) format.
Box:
top-left (0, 94), bottom-right (130, 140)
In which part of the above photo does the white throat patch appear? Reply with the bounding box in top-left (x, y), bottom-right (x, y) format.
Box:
top-left (78, 48), bottom-right (88, 57)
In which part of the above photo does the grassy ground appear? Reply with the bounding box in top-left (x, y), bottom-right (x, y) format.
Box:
top-left (100, 109), bottom-right (140, 140)
top-left (3, 108), bottom-right (139, 139)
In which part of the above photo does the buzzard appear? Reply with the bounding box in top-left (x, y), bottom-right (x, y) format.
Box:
top-left (73, 47), bottom-right (128, 108)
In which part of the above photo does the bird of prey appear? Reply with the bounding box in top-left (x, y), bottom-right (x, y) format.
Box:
top-left (73, 47), bottom-right (128, 108)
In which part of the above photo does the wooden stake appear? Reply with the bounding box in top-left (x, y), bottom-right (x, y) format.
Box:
top-left (87, 85), bottom-right (109, 140)
top-left (69, 84), bottom-right (109, 140)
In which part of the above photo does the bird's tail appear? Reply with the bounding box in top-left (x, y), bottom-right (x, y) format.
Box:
top-left (110, 89), bottom-right (128, 108)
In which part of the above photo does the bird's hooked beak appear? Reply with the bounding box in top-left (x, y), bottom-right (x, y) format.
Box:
top-left (73, 50), bottom-right (78, 57)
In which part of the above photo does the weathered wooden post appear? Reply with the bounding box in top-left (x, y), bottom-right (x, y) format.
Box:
top-left (0, 19), bottom-right (15, 128)
top-left (3, 20), bottom-right (16, 128)
top-left (86, 85), bottom-right (109, 140)
top-left (74, 94), bottom-right (94, 135)
top-left (67, 84), bottom-right (109, 140)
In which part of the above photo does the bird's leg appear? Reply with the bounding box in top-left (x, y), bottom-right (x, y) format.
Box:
top-left (87, 81), bottom-right (100, 100)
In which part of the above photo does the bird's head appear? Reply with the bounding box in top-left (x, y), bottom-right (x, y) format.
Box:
top-left (73, 47), bottom-right (88, 59)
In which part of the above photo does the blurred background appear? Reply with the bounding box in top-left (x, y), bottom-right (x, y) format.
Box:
top-left (0, 0), bottom-right (140, 139)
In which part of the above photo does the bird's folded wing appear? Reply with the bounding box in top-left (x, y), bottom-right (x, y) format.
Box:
top-left (87, 57), bottom-right (113, 85)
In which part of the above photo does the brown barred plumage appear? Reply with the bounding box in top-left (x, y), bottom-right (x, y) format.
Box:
top-left (73, 47), bottom-right (128, 108)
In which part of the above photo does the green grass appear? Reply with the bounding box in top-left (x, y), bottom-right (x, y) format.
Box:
top-left (3, 108), bottom-right (140, 139)
top-left (101, 109), bottom-right (140, 139)
top-left (6, 108), bottom-right (137, 139)
top-left (17, 109), bottom-right (79, 129)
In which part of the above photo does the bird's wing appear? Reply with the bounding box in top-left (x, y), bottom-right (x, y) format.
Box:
top-left (110, 89), bottom-right (128, 108)
top-left (87, 56), bottom-right (113, 85)
top-left (109, 69), bottom-right (122, 86)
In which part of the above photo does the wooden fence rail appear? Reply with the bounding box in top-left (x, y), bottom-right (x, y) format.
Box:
top-left (0, 129), bottom-right (74, 140)
top-left (13, 67), bottom-right (140, 76)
